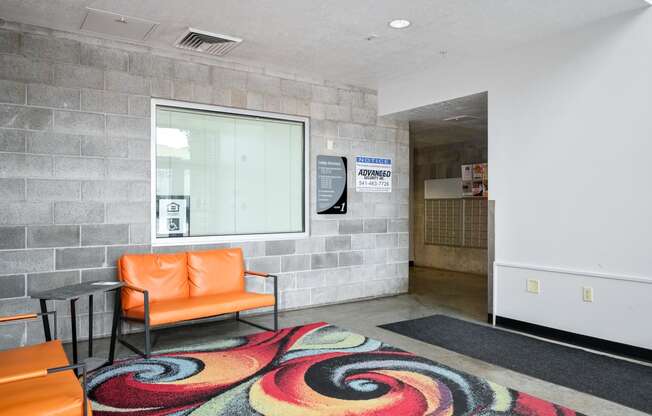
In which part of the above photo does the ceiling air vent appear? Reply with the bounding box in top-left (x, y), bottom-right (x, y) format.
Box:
top-left (175, 28), bottom-right (242, 56)
top-left (443, 115), bottom-right (481, 123)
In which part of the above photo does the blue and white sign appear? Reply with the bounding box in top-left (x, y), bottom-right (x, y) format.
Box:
top-left (355, 156), bottom-right (392, 193)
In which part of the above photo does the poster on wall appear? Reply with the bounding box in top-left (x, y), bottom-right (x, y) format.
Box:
top-left (462, 164), bottom-right (473, 182)
top-left (316, 155), bottom-right (347, 214)
top-left (156, 195), bottom-right (190, 237)
top-left (462, 163), bottom-right (488, 197)
top-left (356, 156), bottom-right (392, 193)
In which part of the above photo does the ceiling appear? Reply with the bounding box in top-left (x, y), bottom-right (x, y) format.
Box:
top-left (397, 92), bottom-right (487, 149)
top-left (404, 92), bottom-right (487, 134)
top-left (0, 1), bottom-right (647, 89)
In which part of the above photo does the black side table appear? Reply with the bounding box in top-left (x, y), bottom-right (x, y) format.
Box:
top-left (31, 282), bottom-right (123, 369)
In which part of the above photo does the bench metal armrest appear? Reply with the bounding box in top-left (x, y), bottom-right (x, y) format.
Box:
top-left (245, 271), bottom-right (278, 295)
top-left (121, 283), bottom-right (150, 310)
top-left (0, 311), bottom-right (58, 339)
top-left (121, 283), bottom-right (148, 294)
top-left (245, 270), bottom-right (276, 278)
top-left (0, 311), bottom-right (56, 323)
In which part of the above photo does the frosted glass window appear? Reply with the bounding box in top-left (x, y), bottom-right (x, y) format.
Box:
top-left (154, 103), bottom-right (306, 242)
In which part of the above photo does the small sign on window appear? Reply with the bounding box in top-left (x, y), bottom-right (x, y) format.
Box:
top-left (156, 195), bottom-right (190, 237)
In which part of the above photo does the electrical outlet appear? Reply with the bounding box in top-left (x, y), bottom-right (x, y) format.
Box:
top-left (582, 287), bottom-right (594, 302)
top-left (526, 279), bottom-right (540, 294)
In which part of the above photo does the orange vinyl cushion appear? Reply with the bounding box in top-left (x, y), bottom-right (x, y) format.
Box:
top-left (0, 340), bottom-right (91, 416)
top-left (119, 252), bottom-right (189, 310)
top-left (124, 291), bottom-right (275, 325)
top-left (187, 248), bottom-right (245, 297)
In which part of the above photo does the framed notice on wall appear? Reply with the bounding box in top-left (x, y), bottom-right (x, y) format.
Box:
top-left (156, 195), bottom-right (190, 237)
top-left (356, 156), bottom-right (392, 192)
top-left (316, 155), bottom-right (347, 214)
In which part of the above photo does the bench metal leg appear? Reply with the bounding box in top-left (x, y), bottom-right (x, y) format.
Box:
top-left (117, 287), bottom-right (152, 359)
top-left (108, 290), bottom-right (121, 364)
top-left (118, 294), bottom-right (151, 359)
top-left (144, 307), bottom-right (151, 358)
top-left (70, 299), bottom-right (78, 369)
top-left (236, 275), bottom-right (279, 332)
top-left (118, 320), bottom-right (151, 359)
top-left (236, 310), bottom-right (278, 332)
top-left (39, 299), bottom-right (52, 341)
top-left (273, 276), bottom-right (278, 331)
top-left (88, 295), bottom-right (93, 357)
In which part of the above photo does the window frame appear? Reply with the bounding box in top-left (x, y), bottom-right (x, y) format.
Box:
top-left (150, 98), bottom-right (310, 246)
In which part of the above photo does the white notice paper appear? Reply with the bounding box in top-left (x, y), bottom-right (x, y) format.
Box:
top-left (355, 156), bottom-right (392, 192)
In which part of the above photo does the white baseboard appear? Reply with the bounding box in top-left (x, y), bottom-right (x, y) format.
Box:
top-left (493, 261), bottom-right (652, 349)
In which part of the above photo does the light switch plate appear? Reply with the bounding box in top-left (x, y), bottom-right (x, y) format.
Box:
top-left (582, 287), bottom-right (594, 302)
top-left (526, 279), bottom-right (540, 294)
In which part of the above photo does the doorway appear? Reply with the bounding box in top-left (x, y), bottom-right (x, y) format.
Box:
top-left (394, 92), bottom-right (491, 322)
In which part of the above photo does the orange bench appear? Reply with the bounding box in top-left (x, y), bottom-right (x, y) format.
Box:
top-left (117, 247), bottom-right (277, 357)
top-left (0, 313), bottom-right (90, 416)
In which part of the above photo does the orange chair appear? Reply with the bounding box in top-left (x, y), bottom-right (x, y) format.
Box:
top-left (118, 247), bottom-right (278, 357)
top-left (0, 313), bottom-right (90, 415)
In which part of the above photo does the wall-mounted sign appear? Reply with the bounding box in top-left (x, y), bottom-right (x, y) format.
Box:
top-left (316, 155), bottom-right (347, 214)
top-left (356, 156), bottom-right (392, 193)
top-left (156, 195), bottom-right (190, 237)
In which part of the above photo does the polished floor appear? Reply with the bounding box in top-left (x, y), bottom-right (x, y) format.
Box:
top-left (70, 267), bottom-right (647, 416)
top-left (409, 266), bottom-right (488, 322)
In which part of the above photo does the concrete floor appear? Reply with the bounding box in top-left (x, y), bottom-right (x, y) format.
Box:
top-left (70, 267), bottom-right (647, 416)
top-left (409, 265), bottom-right (488, 322)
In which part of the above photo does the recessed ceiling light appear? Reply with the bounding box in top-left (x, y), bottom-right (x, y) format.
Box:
top-left (389, 19), bottom-right (411, 29)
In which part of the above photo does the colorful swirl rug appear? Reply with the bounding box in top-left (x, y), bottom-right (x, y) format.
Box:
top-left (88, 322), bottom-right (584, 415)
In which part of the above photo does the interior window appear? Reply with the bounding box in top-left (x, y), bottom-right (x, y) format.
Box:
top-left (153, 102), bottom-right (307, 244)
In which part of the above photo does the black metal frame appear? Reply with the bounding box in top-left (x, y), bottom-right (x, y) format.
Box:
top-left (236, 273), bottom-right (278, 332)
top-left (118, 273), bottom-right (278, 358)
top-left (37, 287), bottom-right (122, 368)
top-left (38, 303), bottom-right (58, 341)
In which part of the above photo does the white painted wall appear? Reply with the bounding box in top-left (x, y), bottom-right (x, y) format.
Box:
top-left (380, 8), bottom-right (652, 349)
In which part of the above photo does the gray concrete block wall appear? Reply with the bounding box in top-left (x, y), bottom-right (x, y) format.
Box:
top-left (0, 24), bottom-right (409, 348)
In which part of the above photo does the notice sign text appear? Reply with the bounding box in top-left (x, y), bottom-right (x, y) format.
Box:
top-left (356, 156), bottom-right (392, 192)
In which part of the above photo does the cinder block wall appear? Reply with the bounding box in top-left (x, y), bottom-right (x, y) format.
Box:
top-left (0, 23), bottom-right (409, 347)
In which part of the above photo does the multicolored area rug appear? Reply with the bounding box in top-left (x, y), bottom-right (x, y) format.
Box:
top-left (88, 322), bottom-right (584, 415)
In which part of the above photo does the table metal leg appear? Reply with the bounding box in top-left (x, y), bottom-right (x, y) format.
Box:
top-left (108, 290), bottom-right (121, 364)
top-left (88, 295), bottom-right (93, 357)
top-left (39, 299), bottom-right (52, 341)
top-left (70, 299), bottom-right (78, 368)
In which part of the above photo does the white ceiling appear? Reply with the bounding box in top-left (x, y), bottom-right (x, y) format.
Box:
top-left (400, 92), bottom-right (487, 149)
top-left (405, 92), bottom-right (487, 134)
top-left (0, 0), bottom-right (647, 88)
